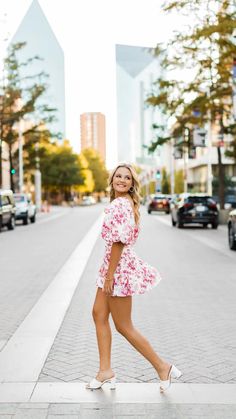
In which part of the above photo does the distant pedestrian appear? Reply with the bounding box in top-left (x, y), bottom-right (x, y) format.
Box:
top-left (86, 163), bottom-right (182, 392)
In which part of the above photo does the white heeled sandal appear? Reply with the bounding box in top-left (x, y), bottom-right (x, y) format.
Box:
top-left (159, 365), bottom-right (182, 392)
top-left (86, 374), bottom-right (116, 390)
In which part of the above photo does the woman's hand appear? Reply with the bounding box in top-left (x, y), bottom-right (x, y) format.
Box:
top-left (103, 274), bottom-right (114, 296)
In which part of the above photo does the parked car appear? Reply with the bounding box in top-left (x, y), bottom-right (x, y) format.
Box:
top-left (14, 193), bottom-right (36, 224)
top-left (213, 194), bottom-right (236, 210)
top-left (80, 196), bottom-right (96, 206)
top-left (170, 193), bottom-right (219, 229)
top-left (0, 189), bottom-right (16, 232)
top-left (147, 194), bottom-right (170, 214)
top-left (228, 209), bottom-right (236, 250)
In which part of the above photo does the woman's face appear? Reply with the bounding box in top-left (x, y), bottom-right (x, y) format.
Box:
top-left (112, 166), bottom-right (133, 196)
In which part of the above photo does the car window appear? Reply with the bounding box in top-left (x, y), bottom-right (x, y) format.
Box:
top-left (186, 196), bottom-right (209, 204)
top-left (14, 196), bottom-right (25, 203)
top-left (2, 196), bottom-right (9, 206)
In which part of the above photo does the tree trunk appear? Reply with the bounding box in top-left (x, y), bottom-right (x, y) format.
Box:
top-left (217, 146), bottom-right (225, 210)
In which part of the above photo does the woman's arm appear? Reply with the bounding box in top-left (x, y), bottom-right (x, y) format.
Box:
top-left (103, 241), bottom-right (125, 295)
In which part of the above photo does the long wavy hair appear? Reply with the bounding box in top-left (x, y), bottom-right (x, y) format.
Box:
top-left (109, 163), bottom-right (141, 225)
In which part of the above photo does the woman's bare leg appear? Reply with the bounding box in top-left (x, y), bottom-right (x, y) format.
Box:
top-left (92, 288), bottom-right (114, 380)
top-left (108, 295), bottom-right (171, 380)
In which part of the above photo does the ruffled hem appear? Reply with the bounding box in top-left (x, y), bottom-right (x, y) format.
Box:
top-left (96, 274), bottom-right (162, 297)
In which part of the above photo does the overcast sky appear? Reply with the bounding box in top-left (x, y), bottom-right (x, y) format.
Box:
top-left (1, 0), bottom-right (185, 167)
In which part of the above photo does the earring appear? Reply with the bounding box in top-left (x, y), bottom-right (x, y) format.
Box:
top-left (129, 186), bottom-right (135, 193)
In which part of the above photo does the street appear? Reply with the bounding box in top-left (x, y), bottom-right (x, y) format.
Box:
top-left (0, 204), bottom-right (236, 418)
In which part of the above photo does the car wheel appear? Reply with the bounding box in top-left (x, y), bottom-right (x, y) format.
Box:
top-left (0, 216), bottom-right (2, 232)
top-left (177, 216), bottom-right (183, 228)
top-left (212, 222), bottom-right (218, 229)
top-left (171, 217), bottom-right (176, 227)
top-left (228, 224), bottom-right (236, 250)
top-left (30, 213), bottom-right (36, 223)
top-left (7, 215), bottom-right (15, 230)
top-left (23, 213), bottom-right (29, 225)
top-left (202, 223), bottom-right (208, 228)
top-left (166, 211), bottom-right (170, 214)
top-left (148, 210), bottom-right (151, 214)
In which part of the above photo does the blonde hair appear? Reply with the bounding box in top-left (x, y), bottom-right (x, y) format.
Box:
top-left (109, 163), bottom-right (141, 225)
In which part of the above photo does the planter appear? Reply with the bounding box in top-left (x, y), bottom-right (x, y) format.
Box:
top-left (219, 209), bottom-right (230, 225)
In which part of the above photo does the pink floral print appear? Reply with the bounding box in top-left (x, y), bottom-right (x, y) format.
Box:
top-left (96, 197), bottom-right (162, 297)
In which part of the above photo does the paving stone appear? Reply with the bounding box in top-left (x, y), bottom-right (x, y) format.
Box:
top-left (14, 408), bottom-right (48, 419)
top-left (48, 404), bottom-right (81, 414)
top-left (113, 403), bottom-right (146, 415)
top-left (39, 213), bottom-right (236, 385)
top-left (80, 409), bottom-right (113, 419)
top-left (47, 416), bottom-right (79, 419)
top-left (0, 405), bottom-right (18, 414)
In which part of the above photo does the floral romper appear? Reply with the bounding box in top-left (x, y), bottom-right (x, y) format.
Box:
top-left (96, 197), bottom-right (162, 296)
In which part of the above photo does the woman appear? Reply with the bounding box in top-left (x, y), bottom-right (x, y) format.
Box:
top-left (86, 163), bottom-right (182, 392)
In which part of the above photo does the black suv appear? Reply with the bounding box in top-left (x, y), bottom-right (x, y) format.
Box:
top-left (0, 189), bottom-right (16, 232)
top-left (171, 193), bottom-right (219, 229)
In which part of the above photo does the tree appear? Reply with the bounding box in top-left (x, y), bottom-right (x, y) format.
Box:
top-left (82, 148), bottom-right (108, 192)
top-left (147, 0), bottom-right (236, 208)
top-left (174, 169), bottom-right (184, 194)
top-left (161, 167), bottom-right (170, 194)
top-left (76, 153), bottom-right (94, 194)
top-left (0, 42), bottom-right (59, 191)
top-left (40, 140), bottom-right (85, 201)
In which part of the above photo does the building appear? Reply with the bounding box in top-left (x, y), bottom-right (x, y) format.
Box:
top-left (80, 112), bottom-right (106, 161)
top-left (10, 0), bottom-right (65, 138)
top-left (115, 44), bottom-right (169, 167)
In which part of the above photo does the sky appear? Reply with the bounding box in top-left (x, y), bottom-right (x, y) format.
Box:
top-left (0, 0), bottom-right (185, 168)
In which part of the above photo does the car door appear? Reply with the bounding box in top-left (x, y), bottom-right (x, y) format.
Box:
top-left (1, 195), bottom-right (11, 224)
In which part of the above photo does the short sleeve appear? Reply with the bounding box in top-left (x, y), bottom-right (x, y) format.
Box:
top-left (110, 198), bottom-right (133, 245)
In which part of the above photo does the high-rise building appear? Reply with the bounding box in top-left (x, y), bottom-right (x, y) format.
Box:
top-left (10, 0), bottom-right (65, 138)
top-left (116, 44), bottom-right (163, 166)
top-left (80, 112), bottom-right (106, 161)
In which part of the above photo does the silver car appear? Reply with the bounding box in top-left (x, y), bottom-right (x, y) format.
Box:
top-left (14, 193), bottom-right (36, 225)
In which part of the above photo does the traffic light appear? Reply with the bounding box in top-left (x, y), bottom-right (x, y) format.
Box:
top-left (10, 168), bottom-right (16, 175)
top-left (156, 170), bottom-right (161, 179)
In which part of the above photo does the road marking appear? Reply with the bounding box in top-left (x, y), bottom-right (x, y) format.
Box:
top-left (0, 214), bottom-right (103, 384)
top-left (0, 382), bottom-right (236, 404)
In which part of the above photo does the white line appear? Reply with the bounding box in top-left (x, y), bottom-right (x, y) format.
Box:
top-left (0, 215), bottom-right (103, 383)
top-left (0, 382), bottom-right (235, 404)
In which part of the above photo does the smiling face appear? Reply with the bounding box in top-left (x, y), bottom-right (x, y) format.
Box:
top-left (112, 166), bottom-right (133, 197)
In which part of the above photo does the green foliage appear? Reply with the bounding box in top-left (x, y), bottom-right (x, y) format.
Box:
top-left (147, 0), bottom-right (236, 207)
top-left (40, 140), bottom-right (85, 190)
top-left (76, 153), bottom-right (94, 194)
top-left (161, 167), bottom-right (170, 193)
top-left (0, 42), bottom-right (59, 190)
top-left (174, 169), bottom-right (184, 194)
top-left (82, 148), bottom-right (108, 192)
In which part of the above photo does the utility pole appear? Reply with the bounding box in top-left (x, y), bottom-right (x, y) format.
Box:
top-left (183, 128), bottom-right (189, 193)
top-left (35, 141), bottom-right (42, 211)
top-left (207, 110), bottom-right (213, 196)
top-left (170, 139), bottom-right (175, 194)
